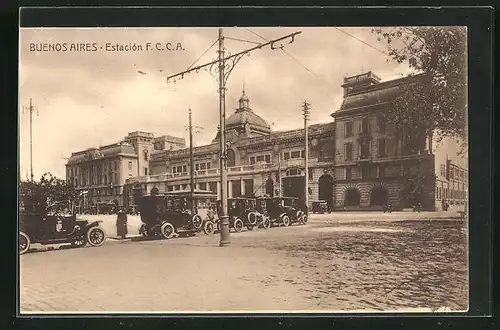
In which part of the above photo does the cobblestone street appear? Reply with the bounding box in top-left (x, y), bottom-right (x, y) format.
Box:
top-left (19, 212), bottom-right (468, 313)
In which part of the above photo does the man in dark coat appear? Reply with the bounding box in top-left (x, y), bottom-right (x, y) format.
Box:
top-left (116, 208), bottom-right (128, 239)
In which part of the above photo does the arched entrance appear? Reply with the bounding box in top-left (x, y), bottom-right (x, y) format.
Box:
top-left (265, 177), bottom-right (274, 196)
top-left (370, 186), bottom-right (388, 206)
top-left (318, 174), bottom-right (334, 209)
top-left (226, 149), bottom-right (236, 167)
top-left (344, 188), bottom-right (361, 206)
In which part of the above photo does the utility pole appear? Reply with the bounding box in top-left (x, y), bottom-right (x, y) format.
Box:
top-left (302, 101), bottom-right (311, 213)
top-left (216, 29), bottom-right (230, 246)
top-left (278, 149), bottom-right (282, 197)
top-left (166, 28), bottom-right (302, 247)
top-left (26, 98), bottom-right (36, 182)
top-left (188, 107), bottom-right (195, 214)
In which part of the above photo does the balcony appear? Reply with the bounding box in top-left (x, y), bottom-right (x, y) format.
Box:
top-left (125, 159), bottom-right (323, 185)
top-left (356, 155), bottom-right (372, 164)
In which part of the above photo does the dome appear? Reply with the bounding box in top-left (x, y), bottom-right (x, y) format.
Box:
top-left (226, 109), bottom-right (271, 130)
top-left (213, 90), bottom-right (271, 142)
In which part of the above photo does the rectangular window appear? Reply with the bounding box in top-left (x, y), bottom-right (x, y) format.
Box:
top-left (244, 179), bottom-right (254, 197)
top-left (308, 168), bottom-right (313, 180)
top-left (361, 166), bottom-right (370, 179)
top-left (378, 138), bottom-right (387, 158)
top-left (344, 142), bottom-right (353, 161)
top-left (256, 155), bottom-right (265, 162)
top-left (128, 161), bottom-right (132, 171)
top-left (200, 163), bottom-right (206, 170)
top-left (361, 118), bottom-right (370, 133)
top-left (195, 164), bottom-right (200, 171)
top-left (265, 155), bottom-right (271, 163)
top-left (346, 167), bottom-right (352, 180)
top-left (199, 182), bottom-right (207, 191)
top-left (250, 157), bottom-right (256, 165)
top-left (209, 182), bottom-right (217, 193)
top-left (379, 164), bottom-right (386, 178)
top-left (378, 117), bottom-right (386, 133)
top-left (283, 152), bottom-right (290, 160)
top-left (206, 162), bottom-right (211, 169)
top-left (359, 140), bottom-right (370, 159)
top-left (344, 121), bottom-right (353, 137)
top-left (290, 150), bottom-right (301, 159)
top-left (182, 165), bottom-right (187, 173)
top-left (144, 167), bottom-right (148, 176)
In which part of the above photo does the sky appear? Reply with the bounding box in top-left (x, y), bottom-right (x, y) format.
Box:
top-left (19, 27), bottom-right (412, 180)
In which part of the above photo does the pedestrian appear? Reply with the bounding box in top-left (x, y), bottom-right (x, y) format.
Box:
top-left (116, 208), bottom-right (128, 239)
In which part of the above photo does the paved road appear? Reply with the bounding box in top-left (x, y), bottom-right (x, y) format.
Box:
top-left (19, 212), bottom-right (467, 314)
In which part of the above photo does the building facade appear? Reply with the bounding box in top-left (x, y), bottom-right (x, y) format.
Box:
top-left (65, 131), bottom-right (186, 210)
top-left (125, 90), bottom-right (336, 209)
top-left (67, 71), bottom-right (467, 212)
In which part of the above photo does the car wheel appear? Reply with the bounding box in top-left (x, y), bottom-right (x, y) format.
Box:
top-left (262, 216), bottom-right (271, 229)
top-left (139, 224), bottom-right (148, 237)
top-left (301, 214), bottom-right (308, 224)
top-left (204, 221), bottom-right (215, 235)
top-left (87, 227), bottom-right (106, 247)
top-left (247, 212), bottom-right (257, 225)
top-left (160, 222), bottom-right (176, 239)
top-left (19, 232), bottom-right (30, 255)
top-left (192, 214), bottom-right (203, 230)
top-left (282, 215), bottom-right (291, 227)
top-left (216, 221), bottom-right (222, 232)
top-left (233, 218), bottom-right (244, 233)
top-left (71, 235), bottom-right (87, 247)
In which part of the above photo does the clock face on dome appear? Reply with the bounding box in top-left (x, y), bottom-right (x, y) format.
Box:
top-left (311, 138), bottom-right (318, 147)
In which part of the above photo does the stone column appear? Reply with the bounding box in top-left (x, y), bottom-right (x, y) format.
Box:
top-left (241, 178), bottom-right (245, 196)
top-left (228, 180), bottom-right (233, 198)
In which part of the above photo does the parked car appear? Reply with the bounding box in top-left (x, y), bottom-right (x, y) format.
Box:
top-left (165, 189), bottom-right (218, 236)
top-left (217, 197), bottom-right (270, 232)
top-left (19, 196), bottom-right (107, 255)
top-left (137, 194), bottom-right (206, 239)
top-left (311, 200), bottom-right (328, 214)
top-left (257, 196), bottom-right (306, 227)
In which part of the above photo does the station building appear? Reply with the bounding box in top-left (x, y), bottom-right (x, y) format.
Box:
top-left (66, 71), bottom-right (467, 212)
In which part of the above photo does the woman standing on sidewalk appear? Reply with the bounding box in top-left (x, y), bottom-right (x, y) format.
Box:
top-left (116, 208), bottom-right (128, 239)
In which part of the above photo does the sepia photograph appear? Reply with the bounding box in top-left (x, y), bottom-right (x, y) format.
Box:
top-left (18, 26), bottom-right (468, 314)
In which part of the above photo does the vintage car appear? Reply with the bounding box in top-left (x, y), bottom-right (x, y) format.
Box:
top-left (138, 192), bottom-right (213, 238)
top-left (165, 190), bottom-right (218, 235)
top-left (19, 196), bottom-right (107, 255)
top-left (257, 196), bottom-right (307, 227)
top-left (216, 197), bottom-right (270, 233)
top-left (311, 200), bottom-right (328, 214)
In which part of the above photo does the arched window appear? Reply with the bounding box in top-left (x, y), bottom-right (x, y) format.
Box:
top-left (143, 149), bottom-right (149, 161)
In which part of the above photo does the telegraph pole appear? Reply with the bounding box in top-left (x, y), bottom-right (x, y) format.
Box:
top-left (302, 101), bottom-right (311, 213)
top-left (24, 98), bottom-right (37, 182)
top-left (188, 108), bottom-right (195, 214)
top-left (166, 28), bottom-right (302, 247)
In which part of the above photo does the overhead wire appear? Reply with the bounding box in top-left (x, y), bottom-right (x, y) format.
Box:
top-left (187, 38), bottom-right (219, 70)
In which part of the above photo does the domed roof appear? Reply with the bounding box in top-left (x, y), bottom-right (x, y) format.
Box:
top-left (213, 90), bottom-right (271, 142)
top-left (227, 90), bottom-right (270, 131)
top-left (226, 109), bottom-right (271, 129)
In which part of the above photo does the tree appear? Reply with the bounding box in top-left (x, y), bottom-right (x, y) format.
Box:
top-left (372, 27), bottom-right (467, 152)
top-left (20, 173), bottom-right (77, 211)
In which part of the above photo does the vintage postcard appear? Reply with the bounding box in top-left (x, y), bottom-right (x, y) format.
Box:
top-left (19, 26), bottom-right (468, 314)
